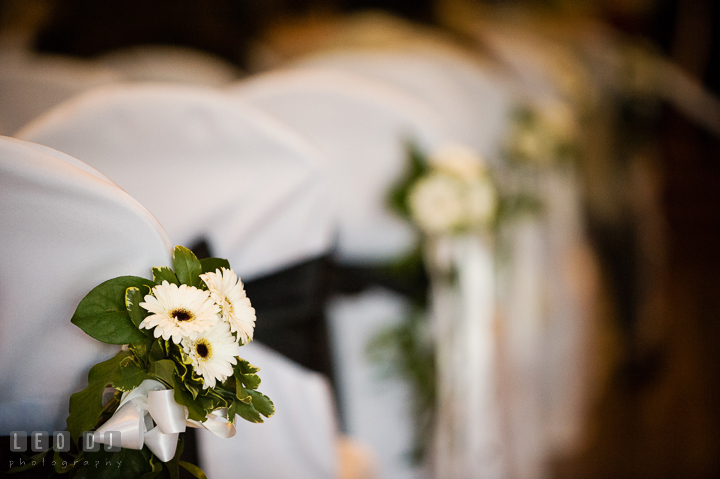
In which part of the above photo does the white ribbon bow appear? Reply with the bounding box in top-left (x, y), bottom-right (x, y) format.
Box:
top-left (93, 379), bottom-right (236, 462)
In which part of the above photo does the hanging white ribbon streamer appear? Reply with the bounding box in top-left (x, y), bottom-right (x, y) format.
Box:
top-left (429, 234), bottom-right (506, 479)
top-left (93, 379), bottom-right (236, 462)
top-left (187, 407), bottom-right (236, 439)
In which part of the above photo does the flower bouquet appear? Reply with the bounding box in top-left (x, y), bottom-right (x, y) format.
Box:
top-left (506, 100), bottom-right (578, 168)
top-left (391, 144), bottom-right (498, 238)
top-left (27, 246), bottom-right (273, 478)
top-left (374, 144), bottom-right (501, 465)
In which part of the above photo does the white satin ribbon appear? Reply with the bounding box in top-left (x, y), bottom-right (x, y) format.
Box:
top-left (429, 234), bottom-right (507, 479)
top-left (93, 379), bottom-right (236, 462)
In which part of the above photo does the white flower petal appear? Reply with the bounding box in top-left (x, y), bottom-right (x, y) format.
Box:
top-left (182, 321), bottom-right (239, 389)
top-left (200, 268), bottom-right (256, 344)
top-left (139, 281), bottom-right (220, 344)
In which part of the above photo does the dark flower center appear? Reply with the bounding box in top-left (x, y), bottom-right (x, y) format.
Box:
top-left (196, 343), bottom-right (209, 358)
top-left (172, 309), bottom-right (193, 322)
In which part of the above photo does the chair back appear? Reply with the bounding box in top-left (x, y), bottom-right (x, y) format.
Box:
top-left (0, 137), bottom-right (172, 433)
top-left (18, 84), bottom-right (335, 280)
top-left (229, 68), bottom-right (448, 264)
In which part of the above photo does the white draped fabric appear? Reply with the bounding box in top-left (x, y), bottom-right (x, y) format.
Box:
top-left (0, 55), bottom-right (121, 136)
top-left (199, 342), bottom-right (339, 479)
top-left (0, 137), bottom-right (172, 433)
top-left (326, 289), bottom-right (419, 479)
top-left (18, 84), bottom-right (335, 280)
top-left (294, 48), bottom-right (515, 161)
top-left (229, 69), bottom-right (452, 478)
top-left (16, 89), bottom-right (346, 477)
top-left (496, 167), bottom-right (599, 479)
top-left (228, 68), bottom-right (448, 264)
top-left (99, 46), bottom-right (241, 87)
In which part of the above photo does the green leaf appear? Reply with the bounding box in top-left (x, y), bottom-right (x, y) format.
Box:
top-left (149, 359), bottom-right (175, 387)
top-left (247, 389), bottom-right (275, 418)
top-left (115, 360), bottom-right (146, 392)
top-left (199, 257), bottom-right (230, 274)
top-left (149, 340), bottom-right (165, 362)
top-left (238, 358), bottom-right (260, 374)
top-left (139, 454), bottom-right (164, 479)
top-left (129, 339), bottom-right (152, 366)
top-left (179, 461), bottom-right (209, 479)
top-left (236, 385), bottom-right (252, 404)
top-left (172, 376), bottom-right (206, 422)
top-left (196, 394), bottom-right (215, 413)
top-left (125, 287), bottom-right (149, 332)
top-left (173, 246), bottom-right (202, 287)
top-left (227, 399), bottom-right (238, 424)
top-left (67, 351), bottom-right (128, 443)
top-left (240, 372), bottom-right (261, 390)
top-left (152, 266), bottom-right (179, 285)
top-left (72, 276), bottom-right (156, 344)
top-left (184, 379), bottom-right (200, 400)
top-left (234, 360), bottom-right (261, 390)
top-left (234, 399), bottom-right (263, 423)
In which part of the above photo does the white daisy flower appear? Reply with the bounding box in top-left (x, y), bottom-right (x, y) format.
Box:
top-left (139, 281), bottom-right (220, 344)
top-left (200, 268), bottom-right (256, 345)
top-left (182, 321), bottom-right (239, 389)
top-left (408, 173), bottom-right (466, 234)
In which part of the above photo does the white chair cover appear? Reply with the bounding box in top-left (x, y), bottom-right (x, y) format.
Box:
top-left (326, 289), bottom-right (420, 479)
top-left (18, 84), bottom-right (335, 280)
top-left (17, 88), bottom-right (344, 478)
top-left (200, 342), bottom-right (339, 479)
top-left (0, 136), bottom-right (172, 433)
top-left (228, 68), bottom-right (449, 265)
top-left (99, 45), bottom-right (241, 87)
top-left (229, 68), bottom-right (453, 479)
top-left (0, 55), bottom-right (121, 136)
top-left (294, 48), bottom-right (515, 161)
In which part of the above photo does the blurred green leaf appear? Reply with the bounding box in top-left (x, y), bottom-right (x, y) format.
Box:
top-left (387, 141), bottom-right (430, 219)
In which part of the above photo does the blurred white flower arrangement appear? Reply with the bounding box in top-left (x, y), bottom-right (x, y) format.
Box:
top-left (392, 143), bottom-right (499, 236)
top-left (506, 99), bottom-right (579, 167)
top-left (408, 146), bottom-right (498, 235)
